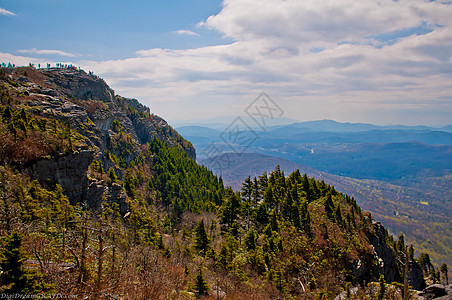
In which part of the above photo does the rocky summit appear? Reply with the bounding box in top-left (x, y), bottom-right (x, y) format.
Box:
top-left (0, 66), bottom-right (194, 212)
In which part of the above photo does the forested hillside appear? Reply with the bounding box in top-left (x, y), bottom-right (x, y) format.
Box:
top-left (0, 66), bottom-right (448, 299)
top-left (180, 120), bottom-right (452, 269)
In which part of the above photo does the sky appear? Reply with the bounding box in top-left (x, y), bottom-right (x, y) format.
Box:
top-left (1, 0), bottom-right (452, 126)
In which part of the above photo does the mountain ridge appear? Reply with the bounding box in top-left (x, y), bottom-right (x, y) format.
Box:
top-left (0, 66), bottom-right (447, 299)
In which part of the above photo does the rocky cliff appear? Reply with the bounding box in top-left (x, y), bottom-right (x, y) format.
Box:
top-left (0, 66), bottom-right (195, 213)
top-left (369, 221), bottom-right (425, 290)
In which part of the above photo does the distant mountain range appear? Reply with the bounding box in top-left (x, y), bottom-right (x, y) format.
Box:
top-left (178, 120), bottom-right (452, 181)
top-left (177, 118), bottom-right (452, 133)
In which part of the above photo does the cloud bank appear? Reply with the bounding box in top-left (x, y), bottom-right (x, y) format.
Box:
top-left (2, 0), bottom-right (452, 125)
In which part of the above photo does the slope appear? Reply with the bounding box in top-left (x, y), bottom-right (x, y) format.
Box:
top-left (0, 65), bottom-right (444, 299)
top-left (200, 152), bottom-right (452, 267)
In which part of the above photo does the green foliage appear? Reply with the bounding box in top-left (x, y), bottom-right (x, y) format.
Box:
top-left (149, 138), bottom-right (224, 212)
top-left (440, 263), bottom-right (448, 285)
top-left (325, 193), bottom-right (335, 220)
top-left (123, 168), bottom-right (138, 199)
top-left (108, 167), bottom-right (117, 184)
top-left (1, 68), bottom-right (443, 298)
top-left (0, 102), bottom-right (87, 163)
top-left (193, 219), bottom-right (210, 255)
top-left (0, 231), bottom-right (54, 294)
top-left (219, 189), bottom-right (241, 231)
top-left (419, 252), bottom-right (434, 275)
top-left (111, 119), bottom-right (122, 133)
top-left (191, 266), bottom-right (209, 296)
top-left (244, 228), bottom-right (257, 251)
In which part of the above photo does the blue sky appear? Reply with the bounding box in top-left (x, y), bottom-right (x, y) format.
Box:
top-left (1, 0), bottom-right (452, 126)
top-left (0, 0), bottom-right (224, 59)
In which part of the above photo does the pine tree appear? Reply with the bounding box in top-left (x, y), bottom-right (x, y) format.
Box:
top-left (0, 231), bottom-right (54, 294)
top-left (241, 176), bottom-right (252, 203)
top-left (219, 189), bottom-right (241, 231)
top-left (252, 177), bottom-right (261, 207)
top-left (218, 243), bottom-right (229, 269)
top-left (300, 200), bottom-right (311, 237)
top-left (335, 205), bottom-right (343, 225)
top-left (418, 252), bottom-right (432, 274)
top-left (241, 176), bottom-right (253, 229)
top-left (108, 167), bottom-right (117, 184)
top-left (440, 263), bottom-right (448, 285)
top-left (244, 228), bottom-right (257, 251)
top-left (192, 266), bottom-right (209, 296)
top-left (193, 219), bottom-right (210, 255)
top-left (324, 193), bottom-right (334, 220)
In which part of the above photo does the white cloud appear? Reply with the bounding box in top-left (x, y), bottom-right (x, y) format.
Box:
top-left (0, 7), bottom-right (16, 16)
top-left (2, 0), bottom-right (452, 125)
top-left (17, 48), bottom-right (76, 57)
top-left (174, 30), bottom-right (200, 36)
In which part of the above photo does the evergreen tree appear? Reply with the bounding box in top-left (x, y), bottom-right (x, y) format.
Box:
top-left (301, 173), bottom-right (313, 202)
top-left (219, 189), bottom-right (241, 231)
top-left (218, 243), bottom-right (229, 269)
top-left (244, 228), bottom-right (257, 251)
top-left (0, 231), bottom-right (54, 294)
top-left (108, 167), bottom-right (117, 184)
top-left (193, 219), bottom-right (210, 255)
top-left (335, 205), bottom-right (343, 225)
top-left (192, 267), bottom-right (209, 296)
top-left (123, 168), bottom-right (137, 199)
top-left (241, 176), bottom-right (252, 203)
top-left (300, 200), bottom-right (311, 237)
top-left (418, 252), bottom-right (433, 275)
top-left (241, 176), bottom-right (253, 229)
top-left (254, 202), bottom-right (269, 229)
top-left (440, 263), bottom-right (448, 285)
top-left (324, 193), bottom-right (334, 220)
top-left (252, 177), bottom-right (261, 207)
top-left (258, 172), bottom-right (268, 191)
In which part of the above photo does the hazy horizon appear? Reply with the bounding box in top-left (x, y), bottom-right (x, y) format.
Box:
top-left (168, 115), bottom-right (452, 128)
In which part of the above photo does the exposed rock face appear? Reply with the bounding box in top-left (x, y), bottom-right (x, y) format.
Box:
top-left (334, 287), bottom-right (359, 300)
top-left (36, 68), bottom-right (196, 160)
top-left (131, 113), bottom-right (196, 160)
top-left (369, 221), bottom-right (425, 290)
top-left (24, 150), bottom-right (94, 204)
top-left (4, 67), bottom-right (195, 212)
top-left (43, 68), bottom-right (115, 103)
top-left (369, 221), bottom-right (402, 283)
top-left (410, 260), bottom-right (427, 291)
top-left (105, 183), bottom-right (129, 215)
top-left (86, 180), bottom-right (129, 216)
top-left (418, 284), bottom-right (451, 299)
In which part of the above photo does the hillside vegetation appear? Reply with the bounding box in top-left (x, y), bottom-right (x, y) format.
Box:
top-left (180, 119), bottom-right (452, 268)
top-left (0, 66), bottom-right (448, 299)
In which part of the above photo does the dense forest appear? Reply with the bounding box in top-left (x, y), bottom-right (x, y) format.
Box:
top-left (0, 66), bottom-right (449, 299)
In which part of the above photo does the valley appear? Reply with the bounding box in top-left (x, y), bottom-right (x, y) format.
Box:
top-left (179, 121), bottom-right (452, 267)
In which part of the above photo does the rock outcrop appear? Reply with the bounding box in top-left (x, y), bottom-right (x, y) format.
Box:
top-left (2, 66), bottom-right (195, 212)
top-left (369, 221), bottom-right (425, 290)
top-left (418, 284), bottom-right (451, 299)
top-left (369, 221), bottom-right (403, 283)
top-left (24, 150), bottom-right (94, 204)
top-left (43, 68), bottom-right (115, 103)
